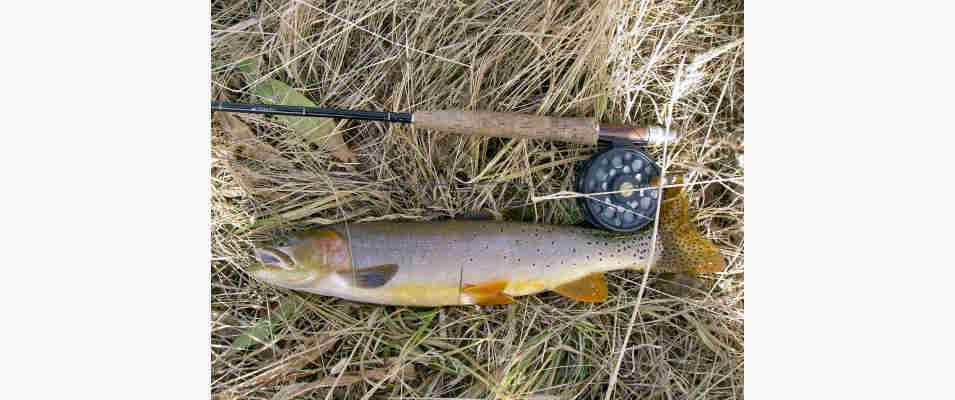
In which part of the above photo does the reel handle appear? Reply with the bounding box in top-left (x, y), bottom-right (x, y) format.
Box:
top-left (413, 110), bottom-right (679, 146)
top-left (413, 110), bottom-right (598, 144)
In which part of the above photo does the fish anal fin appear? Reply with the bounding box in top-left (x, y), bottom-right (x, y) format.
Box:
top-left (553, 273), bottom-right (608, 303)
top-left (461, 280), bottom-right (515, 305)
top-left (339, 264), bottom-right (398, 288)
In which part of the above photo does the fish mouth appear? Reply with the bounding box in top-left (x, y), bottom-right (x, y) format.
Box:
top-left (249, 246), bottom-right (318, 288)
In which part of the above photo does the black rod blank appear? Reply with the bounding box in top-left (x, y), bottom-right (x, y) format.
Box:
top-left (211, 101), bottom-right (413, 123)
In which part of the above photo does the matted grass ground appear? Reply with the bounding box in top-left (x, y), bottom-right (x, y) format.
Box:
top-left (211, 1), bottom-right (743, 399)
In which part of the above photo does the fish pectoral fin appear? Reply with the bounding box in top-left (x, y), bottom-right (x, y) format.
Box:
top-left (553, 273), bottom-right (608, 303)
top-left (461, 280), bottom-right (515, 305)
top-left (338, 264), bottom-right (398, 288)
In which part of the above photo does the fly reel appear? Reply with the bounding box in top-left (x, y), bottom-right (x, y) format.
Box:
top-left (575, 143), bottom-right (661, 233)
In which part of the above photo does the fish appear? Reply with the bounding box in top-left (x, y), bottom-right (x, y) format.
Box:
top-left (249, 186), bottom-right (724, 306)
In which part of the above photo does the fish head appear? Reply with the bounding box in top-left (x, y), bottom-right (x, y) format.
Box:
top-left (248, 229), bottom-right (351, 289)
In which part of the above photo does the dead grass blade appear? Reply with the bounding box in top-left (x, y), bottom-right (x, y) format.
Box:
top-left (250, 334), bottom-right (340, 386)
top-left (215, 112), bottom-right (290, 166)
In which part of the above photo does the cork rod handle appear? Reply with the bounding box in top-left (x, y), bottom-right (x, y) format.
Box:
top-left (413, 110), bottom-right (598, 145)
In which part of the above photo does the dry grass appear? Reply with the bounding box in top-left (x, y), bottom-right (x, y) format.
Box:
top-left (211, 0), bottom-right (743, 399)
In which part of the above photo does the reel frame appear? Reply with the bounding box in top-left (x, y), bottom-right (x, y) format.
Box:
top-left (575, 140), bottom-right (661, 233)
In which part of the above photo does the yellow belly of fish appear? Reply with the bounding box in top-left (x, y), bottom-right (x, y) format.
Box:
top-left (367, 283), bottom-right (462, 307)
top-left (365, 280), bottom-right (553, 306)
top-left (342, 263), bottom-right (614, 306)
top-left (377, 280), bottom-right (555, 306)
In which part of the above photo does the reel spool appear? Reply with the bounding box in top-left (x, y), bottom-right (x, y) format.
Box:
top-left (575, 144), bottom-right (661, 232)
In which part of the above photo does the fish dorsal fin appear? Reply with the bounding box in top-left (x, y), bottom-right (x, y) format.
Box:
top-left (553, 273), bottom-right (608, 302)
top-left (338, 264), bottom-right (398, 288)
top-left (461, 280), bottom-right (514, 305)
top-left (656, 179), bottom-right (726, 274)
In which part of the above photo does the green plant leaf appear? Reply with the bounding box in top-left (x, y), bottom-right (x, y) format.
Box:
top-left (231, 297), bottom-right (306, 351)
top-left (240, 59), bottom-right (354, 162)
top-left (231, 319), bottom-right (271, 350)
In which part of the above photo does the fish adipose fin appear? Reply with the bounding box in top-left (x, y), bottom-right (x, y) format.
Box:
top-left (339, 264), bottom-right (398, 288)
top-left (553, 273), bottom-right (608, 302)
top-left (461, 280), bottom-right (515, 305)
top-left (655, 179), bottom-right (726, 274)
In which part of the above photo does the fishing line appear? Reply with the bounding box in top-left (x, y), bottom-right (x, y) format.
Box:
top-left (316, 172), bottom-right (358, 287)
top-left (532, 176), bottom-right (743, 202)
top-left (604, 58), bottom-right (693, 397)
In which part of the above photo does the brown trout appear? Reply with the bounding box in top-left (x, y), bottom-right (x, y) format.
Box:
top-left (249, 187), bottom-right (723, 306)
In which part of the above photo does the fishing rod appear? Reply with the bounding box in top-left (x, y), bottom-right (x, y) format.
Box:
top-left (212, 101), bottom-right (677, 145)
top-left (212, 101), bottom-right (679, 233)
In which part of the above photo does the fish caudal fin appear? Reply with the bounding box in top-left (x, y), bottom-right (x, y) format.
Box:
top-left (655, 179), bottom-right (726, 274)
top-left (553, 273), bottom-right (608, 302)
top-left (461, 280), bottom-right (515, 305)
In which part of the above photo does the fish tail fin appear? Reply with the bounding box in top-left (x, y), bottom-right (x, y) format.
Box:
top-left (654, 178), bottom-right (726, 274)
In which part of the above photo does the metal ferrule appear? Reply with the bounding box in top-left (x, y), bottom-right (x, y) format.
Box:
top-left (597, 124), bottom-right (680, 145)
